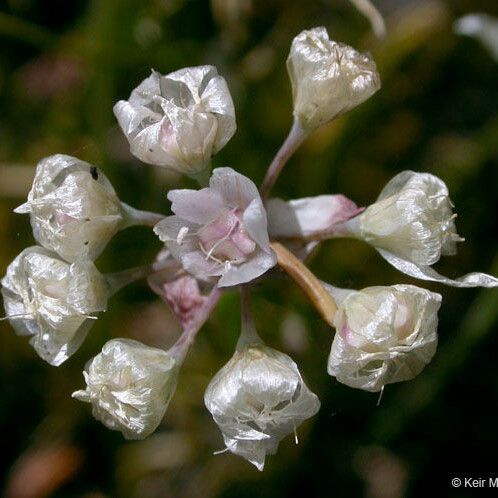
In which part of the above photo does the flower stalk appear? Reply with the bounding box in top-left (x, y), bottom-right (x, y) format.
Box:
top-left (260, 120), bottom-right (308, 199)
top-left (121, 202), bottom-right (164, 228)
top-left (237, 286), bottom-right (262, 349)
top-left (270, 241), bottom-right (337, 326)
top-left (169, 286), bottom-right (223, 361)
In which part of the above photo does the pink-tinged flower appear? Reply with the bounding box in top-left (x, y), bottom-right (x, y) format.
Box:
top-left (266, 194), bottom-right (363, 239)
top-left (154, 168), bottom-right (276, 287)
top-left (325, 283), bottom-right (441, 392)
top-left (149, 272), bottom-right (208, 329)
top-left (113, 66), bottom-right (236, 179)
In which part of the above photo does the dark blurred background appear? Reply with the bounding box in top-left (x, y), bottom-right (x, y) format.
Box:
top-left (1, 0), bottom-right (498, 497)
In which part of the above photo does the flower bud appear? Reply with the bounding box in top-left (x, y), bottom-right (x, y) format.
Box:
top-left (154, 167), bottom-right (276, 287)
top-left (287, 27), bottom-right (380, 131)
top-left (266, 194), bottom-right (363, 239)
top-left (15, 155), bottom-right (126, 262)
top-left (349, 171), bottom-right (463, 266)
top-left (113, 66), bottom-right (236, 178)
top-left (204, 343), bottom-right (320, 470)
top-left (326, 284), bottom-right (441, 392)
top-left (72, 339), bottom-right (180, 439)
top-left (1, 246), bottom-right (108, 366)
top-left (149, 273), bottom-right (208, 329)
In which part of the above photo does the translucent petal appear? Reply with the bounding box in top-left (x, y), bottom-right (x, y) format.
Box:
top-left (377, 249), bottom-right (498, 288)
top-left (72, 339), bottom-right (180, 439)
top-left (205, 343), bottom-right (320, 470)
top-left (327, 284), bottom-right (441, 391)
top-left (266, 194), bottom-right (363, 239)
top-left (287, 27), bottom-right (380, 130)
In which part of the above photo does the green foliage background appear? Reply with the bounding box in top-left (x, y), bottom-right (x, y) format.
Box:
top-left (1, 1), bottom-right (497, 497)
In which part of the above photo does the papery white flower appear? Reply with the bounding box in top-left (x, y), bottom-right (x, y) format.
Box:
top-left (267, 194), bottom-right (363, 239)
top-left (14, 154), bottom-right (159, 263)
top-left (350, 171), bottom-right (462, 266)
top-left (1, 246), bottom-right (108, 366)
top-left (154, 167), bottom-right (276, 287)
top-left (287, 27), bottom-right (380, 130)
top-left (204, 342), bottom-right (320, 470)
top-left (343, 170), bottom-right (498, 287)
top-left (114, 66), bottom-right (236, 178)
top-left (326, 284), bottom-right (441, 392)
top-left (72, 339), bottom-right (180, 439)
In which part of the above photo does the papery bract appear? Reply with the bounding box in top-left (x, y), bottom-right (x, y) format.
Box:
top-left (287, 27), bottom-right (380, 130)
top-left (72, 338), bottom-right (180, 439)
top-left (154, 167), bottom-right (276, 287)
top-left (204, 342), bottom-right (320, 470)
top-left (14, 154), bottom-right (134, 262)
top-left (114, 66), bottom-right (236, 178)
top-left (326, 283), bottom-right (441, 392)
top-left (1, 246), bottom-right (108, 366)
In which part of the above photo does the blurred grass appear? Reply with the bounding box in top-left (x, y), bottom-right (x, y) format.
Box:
top-left (1, 0), bottom-right (498, 497)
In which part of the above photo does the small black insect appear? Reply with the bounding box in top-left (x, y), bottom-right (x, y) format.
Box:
top-left (90, 166), bottom-right (99, 180)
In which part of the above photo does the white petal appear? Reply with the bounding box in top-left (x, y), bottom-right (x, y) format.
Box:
top-left (377, 248), bottom-right (498, 288)
top-left (209, 167), bottom-right (260, 209)
top-left (243, 198), bottom-right (272, 252)
top-left (266, 195), bottom-right (363, 239)
top-left (217, 251), bottom-right (276, 287)
top-left (167, 188), bottom-right (225, 224)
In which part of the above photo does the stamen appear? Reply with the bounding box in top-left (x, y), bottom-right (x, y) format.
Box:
top-left (198, 241), bottom-right (226, 265)
top-left (176, 226), bottom-right (189, 244)
top-left (198, 215), bottom-right (241, 262)
top-left (213, 446), bottom-right (231, 455)
top-left (376, 385), bottom-right (385, 406)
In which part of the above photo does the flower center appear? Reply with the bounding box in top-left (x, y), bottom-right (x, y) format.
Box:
top-left (197, 208), bottom-right (256, 263)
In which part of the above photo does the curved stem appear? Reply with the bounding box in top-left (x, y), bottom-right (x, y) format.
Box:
top-left (170, 287), bottom-right (223, 361)
top-left (260, 120), bottom-right (308, 200)
top-left (270, 241), bottom-right (337, 327)
top-left (106, 256), bottom-right (180, 295)
top-left (348, 0), bottom-right (386, 38)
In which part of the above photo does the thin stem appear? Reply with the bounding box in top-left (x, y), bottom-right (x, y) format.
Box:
top-left (105, 264), bottom-right (154, 295)
top-left (236, 286), bottom-right (262, 349)
top-left (106, 256), bottom-right (180, 295)
top-left (260, 120), bottom-right (309, 200)
top-left (348, 0), bottom-right (386, 38)
top-left (270, 241), bottom-right (337, 327)
top-left (170, 287), bottom-right (223, 361)
top-left (121, 202), bottom-right (164, 228)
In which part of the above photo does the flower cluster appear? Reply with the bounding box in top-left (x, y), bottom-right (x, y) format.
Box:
top-left (2, 25), bottom-right (497, 471)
